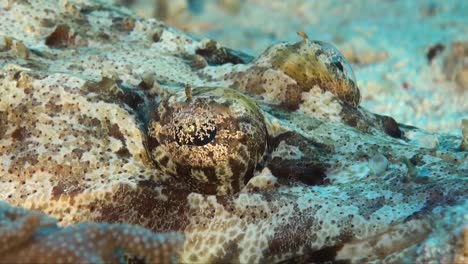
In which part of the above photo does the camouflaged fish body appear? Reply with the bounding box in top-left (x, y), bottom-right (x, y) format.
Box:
top-left (0, 0), bottom-right (466, 263)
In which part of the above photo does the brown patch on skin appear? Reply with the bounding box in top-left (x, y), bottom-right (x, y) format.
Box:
top-left (228, 67), bottom-right (268, 96)
top-left (118, 89), bottom-right (145, 111)
top-left (377, 115), bottom-right (402, 138)
top-left (284, 84), bottom-right (303, 110)
top-left (228, 157), bottom-right (248, 192)
top-left (51, 182), bottom-right (83, 200)
top-left (11, 126), bottom-right (28, 141)
top-left (79, 116), bottom-right (101, 127)
top-left (71, 148), bottom-right (85, 160)
top-left (270, 160), bottom-right (328, 186)
top-left (267, 132), bottom-right (332, 186)
top-left (195, 40), bottom-right (252, 66)
top-left (304, 245), bottom-right (350, 264)
top-left (105, 121), bottom-right (131, 157)
top-left (45, 100), bottom-right (62, 112)
top-left (39, 18), bottom-right (56, 27)
top-left (339, 104), bottom-right (371, 133)
top-left (111, 17), bottom-right (135, 32)
top-left (339, 104), bottom-right (403, 138)
top-left (179, 53), bottom-right (208, 70)
top-left (115, 147), bottom-right (131, 157)
top-left (9, 152), bottom-right (39, 169)
top-left (215, 238), bottom-right (242, 264)
top-left (45, 24), bottom-right (75, 48)
top-left (7, 152), bottom-right (41, 181)
top-left (158, 155), bottom-right (169, 167)
top-left (91, 182), bottom-right (190, 232)
top-left (0, 111), bottom-right (8, 138)
top-left (106, 122), bottom-right (125, 142)
top-left (82, 77), bottom-right (146, 112)
top-left (151, 27), bottom-right (163, 43)
top-left (82, 78), bottom-right (124, 101)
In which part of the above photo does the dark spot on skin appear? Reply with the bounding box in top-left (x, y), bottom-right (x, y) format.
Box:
top-left (152, 30), bottom-right (162, 42)
top-left (51, 184), bottom-right (65, 199)
top-left (45, 100), bottom-right (62, 112)
top-left (380, 115), bottom-right (402, 138)
top-left (11, 126), bottom-right (27, 141)
top-left (118, 89), bottom-right (145, 110)
top-left (115, 147), bottom-right (131, 158)
top-left (284, 84), bottom-right (303, 110)
top-left (97, 32), bottom-right (111, 41)
top-left (339, 104), bottom-right (373, 133)
top-left (51, 182), bottom-right (83, 200)
top-left (111, 17), bottom-right (135, 32)
top-left (83, 77), bottom-right (148, 122)
top-left (137, 80), bottom-right (151, 90)
top-left (145, 133), bottom-right (160, 158)
top-left (106, 122), bottom-right (131, 157)
top-left (179, 53), bottom-right (208, 70)
top-left (13, 71), bottom-right (21, 80)
top-left (268, 132), bottom-right (332, 186)
top-left (217, 240), bottom-right (242, 263)
top-left (159, 155), bottom-right (169, 167)
top-left (297, 167), bottom-right (328, 186)
top-left (304, 245), bottom-right (350, 264)
top-left (195, 40), bottom-right (253, 65)
top-left (0, 111), bottom-right (7, 138)
top-left (409, 154), bottom-right (425, 166)
top-left (426, 43), bottom-right (445, 63)
top-left (45, 24), bottom-right (73, 48)
top-left (39, 18), bottom-right (56, 27)
top-left (107, 122), bottom-right (125, 142)
top-left (228, 157), bottom-right (254, 191)
top-left (71, 148), bottom-right (85, 159)
top-left (269, 157), bottom-right (329, 186)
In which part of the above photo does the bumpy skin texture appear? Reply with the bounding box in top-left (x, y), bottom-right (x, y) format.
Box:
top-left (0, 0), bottom-right (467, 263)
top-left (229, 39), bottom-right (361, 109)
top-left (0, 202), bottom-right (183, 264)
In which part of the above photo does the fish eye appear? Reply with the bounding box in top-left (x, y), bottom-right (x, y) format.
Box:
top-left (146, 87), bottom-right (268, 195)
top-left (175, 120), bottom-right (217, 146)
top-left (313, 41), bottom-right (356, 82)
top-left (333, 59), bottom-right (344, 72)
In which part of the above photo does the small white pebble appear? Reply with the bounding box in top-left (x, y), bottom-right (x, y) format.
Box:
top-left (369, 154), bottom-right (389, 175)
top-left (417, 134), bottom-right (439, 149)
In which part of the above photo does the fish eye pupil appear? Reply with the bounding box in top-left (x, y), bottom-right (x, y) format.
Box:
top-left (175, 120), bottom-right (217, 146)
top-left (333, 60), bottom-right (344, 72)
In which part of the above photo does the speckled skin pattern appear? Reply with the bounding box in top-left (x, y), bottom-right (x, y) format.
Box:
top-left (0, 202), bottom-right (183, 263)
top-left (0, 0), bottom-right (467, 263)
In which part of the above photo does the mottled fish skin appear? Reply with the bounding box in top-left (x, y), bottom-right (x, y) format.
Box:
top-left (0, 1), bottom-right (466, 263)
top-left (0, 202), bottom-right (183, 263)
